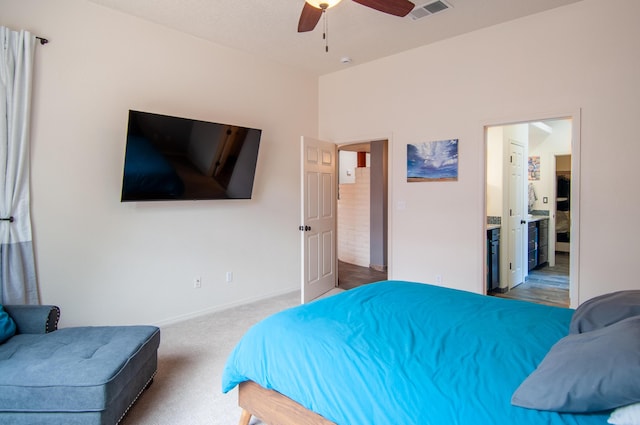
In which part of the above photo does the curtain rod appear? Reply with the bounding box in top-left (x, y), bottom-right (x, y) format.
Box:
top-left (35, 36), bottom-right (49, 45)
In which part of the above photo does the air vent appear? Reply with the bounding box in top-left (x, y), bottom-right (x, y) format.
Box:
top-left (409, 0), bottom-right (452, 20)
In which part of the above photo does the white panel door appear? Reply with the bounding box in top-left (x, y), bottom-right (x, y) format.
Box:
top-left (508, 142), bottom-right (525, 289)
top-left (301, 137), bottom-right (337, 303)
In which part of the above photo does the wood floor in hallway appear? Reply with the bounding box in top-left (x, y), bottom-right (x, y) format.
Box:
top-left (337, 260), bottom-right (387, 290)
top-left (339, 253), bottom-right (570, 308)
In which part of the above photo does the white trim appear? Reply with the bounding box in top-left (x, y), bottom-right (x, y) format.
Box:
top-left (569, 110), bottom-right (581, 308)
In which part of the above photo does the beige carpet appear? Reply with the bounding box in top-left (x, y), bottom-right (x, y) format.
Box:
top-left (120, 291), bottom-right (299, 425)
top-left (120, 287), bottom-right (344, 425)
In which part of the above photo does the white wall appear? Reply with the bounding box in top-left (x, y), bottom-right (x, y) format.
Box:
top-left (486, 126), bottom-right (503, 218)
top-left (319, 0), bottom-right (640, 304)
top-left (338, 167), bottom-right (370, 267)
top-left (339, 151), bottom-right (357, 184)
top-left (2, 0), bottom-right (318, 326)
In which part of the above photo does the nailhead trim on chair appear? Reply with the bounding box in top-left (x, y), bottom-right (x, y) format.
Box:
top-left (45, 306), bottom-right (61, 334)
top-left (115, 371), bottom-right (157, 425)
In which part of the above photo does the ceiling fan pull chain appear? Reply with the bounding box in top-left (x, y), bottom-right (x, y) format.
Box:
top-left (323, 9), bottom-right (329, 52)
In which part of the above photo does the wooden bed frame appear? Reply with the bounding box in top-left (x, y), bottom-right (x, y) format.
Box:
top-left (237, 380), bottom-right (335, 425)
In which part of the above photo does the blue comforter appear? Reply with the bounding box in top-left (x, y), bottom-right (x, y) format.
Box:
top-left (222, 281), bottom-right (610, 424)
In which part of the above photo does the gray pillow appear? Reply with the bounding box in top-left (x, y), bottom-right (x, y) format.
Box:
top-left (570, 290), bottom-right (640, 334)
top-left (512, 315), bottom-right (640, 412)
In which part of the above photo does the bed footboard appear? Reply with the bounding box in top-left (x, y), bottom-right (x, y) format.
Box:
top-left (238, 380), bottom-right (335, 425)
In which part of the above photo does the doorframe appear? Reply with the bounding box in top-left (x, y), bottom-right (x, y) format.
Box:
top-left (334, 133), bottom-right (394, 279)
top-left (482, 109), bottom-right (581, 308)
top-left (548, 152), bottom-right (572, 268)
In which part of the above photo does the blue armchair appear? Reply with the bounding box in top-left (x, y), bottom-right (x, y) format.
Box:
top-left (0, 305), bottom-right (160, 425)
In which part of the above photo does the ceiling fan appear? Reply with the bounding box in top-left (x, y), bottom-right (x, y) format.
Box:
top-left (298, 0), bottom-right (416, 33)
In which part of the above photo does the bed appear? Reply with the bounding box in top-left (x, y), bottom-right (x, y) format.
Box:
top-left (222, 281), bottom-right (640, 425)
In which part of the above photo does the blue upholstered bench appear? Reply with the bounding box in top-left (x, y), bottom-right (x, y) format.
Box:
top-left (0, 305), bottom-right (160, 425)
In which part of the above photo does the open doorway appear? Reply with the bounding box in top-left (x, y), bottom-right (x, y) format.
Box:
top-left (485, 117), bottom-right (576, 307)
top-left (336, 140), bottom-right (388, 289)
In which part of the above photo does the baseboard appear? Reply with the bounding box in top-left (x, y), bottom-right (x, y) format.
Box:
top-left (152, 286), bottom-right (299, 328)
top-left (369, 264), bottom-right (387, 272)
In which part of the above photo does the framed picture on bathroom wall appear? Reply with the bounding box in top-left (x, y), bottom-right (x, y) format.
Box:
top-left (528, 156), bottom-right (540, 180)
top-left (407, 139), bottom-right (458, 182)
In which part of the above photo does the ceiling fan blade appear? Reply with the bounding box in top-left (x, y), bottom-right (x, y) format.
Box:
top-left (352, 0), bottom-right (415, 17)
top-left (298, 2), bottom-right (323, 32)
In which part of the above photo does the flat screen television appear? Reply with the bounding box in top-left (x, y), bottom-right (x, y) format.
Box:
top-left (121, 110), bottom-right (261, 201)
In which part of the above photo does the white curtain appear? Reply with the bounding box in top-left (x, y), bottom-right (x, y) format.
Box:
top-left (0, 27), bottom-right (38, 304)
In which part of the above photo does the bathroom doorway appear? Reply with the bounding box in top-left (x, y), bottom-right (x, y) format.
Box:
top-left (485, 116), bottom-right (578, 307)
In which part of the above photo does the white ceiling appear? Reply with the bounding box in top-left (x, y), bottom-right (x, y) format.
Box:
top-left (84, 0), bottom-right (583, 76)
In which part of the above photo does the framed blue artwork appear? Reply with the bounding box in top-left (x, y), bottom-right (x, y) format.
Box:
top-left (407, 139), bottom-right (458, 182)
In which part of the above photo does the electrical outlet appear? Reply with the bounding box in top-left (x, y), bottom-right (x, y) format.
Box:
top-left (226, 272), bottom-right (233, 283)
top-left (194, 277), bottom-right (201, 289)
top-left (435, 275), bottom-right (442, 284)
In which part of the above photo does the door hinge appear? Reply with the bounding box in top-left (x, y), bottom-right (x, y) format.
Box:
top-left (509, 262), bottom-right (512, 270)
top-left (298, 225), bottom-right (311, 232)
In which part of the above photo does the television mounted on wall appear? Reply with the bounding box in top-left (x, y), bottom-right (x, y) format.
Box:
top-left (121, 110), bottom-right (261, 201)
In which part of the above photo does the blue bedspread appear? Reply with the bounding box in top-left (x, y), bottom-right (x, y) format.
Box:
top-left (222, 281), bottom-right (610, 424)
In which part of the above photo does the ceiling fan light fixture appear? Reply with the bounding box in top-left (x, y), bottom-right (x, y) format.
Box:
top-left (305, 0), bottom-right (343, 10)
